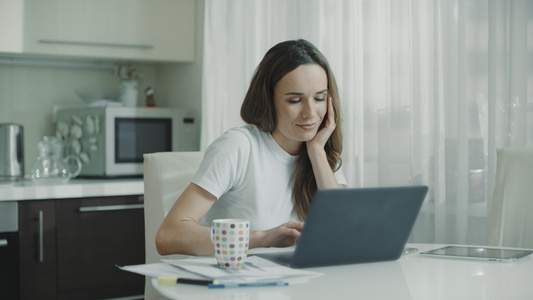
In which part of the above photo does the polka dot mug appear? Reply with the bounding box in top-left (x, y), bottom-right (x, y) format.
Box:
top-left (211, 219), bottom-right (250, 268)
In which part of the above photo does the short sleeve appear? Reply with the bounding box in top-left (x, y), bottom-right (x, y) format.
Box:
top-left (191, 129), bottom-right (251, 198)
top-left (334, 165), bottom-right (348, 187)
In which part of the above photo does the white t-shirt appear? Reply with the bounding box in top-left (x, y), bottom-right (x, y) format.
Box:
top-left (192, 124), bottom-right (346, 230)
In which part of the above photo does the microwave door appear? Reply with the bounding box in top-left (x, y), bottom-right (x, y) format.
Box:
top-left (106, 114), bottom-right (174, 177)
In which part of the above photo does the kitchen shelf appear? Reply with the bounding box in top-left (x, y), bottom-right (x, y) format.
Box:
top-left (0, 57), bottom-right (116, 70)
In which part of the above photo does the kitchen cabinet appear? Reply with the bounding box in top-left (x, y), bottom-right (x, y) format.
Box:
top-left (0, 1), bottom-right (23, 53)
top-left (18, 195), bottom-right (145, 300)
top-left (0, 232), bottom-right (19, 299)
top-left (1, 0), bottom-right (195, 62)
top-left (18, 200), bottom-right (57, 299)
top-left (0, 202), bottom-right (20, 300)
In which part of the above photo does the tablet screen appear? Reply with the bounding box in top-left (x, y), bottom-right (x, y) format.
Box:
top-left (420, 246), bottom-right (533, 261)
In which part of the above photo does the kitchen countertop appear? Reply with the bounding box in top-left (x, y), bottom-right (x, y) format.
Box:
top-left (0, 178), bottom-right (144, 201)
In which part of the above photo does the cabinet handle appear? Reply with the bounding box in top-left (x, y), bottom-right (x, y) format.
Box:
top-left (39, 210), bottom-right (44, 263)
top-left (0, 239), bottom-right (7, 247)
top-left (38, 39), bottom-right (154, 49)
top-left (79, 204), bottom-right (144, 212)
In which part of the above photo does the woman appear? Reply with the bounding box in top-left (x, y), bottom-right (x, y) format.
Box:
top-left (156, 39), bottom-right (345, 256)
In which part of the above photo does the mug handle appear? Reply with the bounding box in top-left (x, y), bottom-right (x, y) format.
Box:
top-left (65, 155), bottom-right (83, 178)
top-left (210, 222), bottom-right (215, 243)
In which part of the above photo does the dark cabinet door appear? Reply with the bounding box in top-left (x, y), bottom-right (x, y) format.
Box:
top-left (55, 195), bottom-right (145, 300)
top-left (0, 232), bottom-right (19, 300)
top-left (18, 200), bottom-right (57, 300)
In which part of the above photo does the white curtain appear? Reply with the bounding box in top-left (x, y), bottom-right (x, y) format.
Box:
top-left (201, 0), bottom-right (532, 245)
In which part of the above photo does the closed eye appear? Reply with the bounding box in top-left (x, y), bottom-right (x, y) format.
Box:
top-left (314, 90), bottom-right (328, 102)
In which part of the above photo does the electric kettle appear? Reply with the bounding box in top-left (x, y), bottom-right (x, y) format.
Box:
top-left (0, 123), bottom-right (24, 180)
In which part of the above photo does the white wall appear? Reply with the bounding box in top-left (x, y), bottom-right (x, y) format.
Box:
top-left (155, 0), bottom-right (204, 124)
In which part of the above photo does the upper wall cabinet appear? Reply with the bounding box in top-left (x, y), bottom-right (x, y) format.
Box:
top-left (0, 1), bottom-right (23, 53)
top-left (0, 0), bottom-right (195, 62)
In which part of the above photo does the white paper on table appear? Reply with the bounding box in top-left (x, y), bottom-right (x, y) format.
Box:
top-left (162, 256), bottom-right (322, 282)
top-left (118, 262), bottom-right (209, 280)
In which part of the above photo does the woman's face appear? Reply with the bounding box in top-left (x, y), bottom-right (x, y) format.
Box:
top-left (272, 63), bottom-right (328, 155)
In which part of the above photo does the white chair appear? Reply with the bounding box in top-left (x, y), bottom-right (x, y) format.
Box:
top-left (143, 151), bottom-right (204, 299)
top-left (487, 148), bottom-right (533, 249)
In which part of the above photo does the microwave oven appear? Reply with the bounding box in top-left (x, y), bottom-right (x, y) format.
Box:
top-left (55, 106), bottom-right (199, 177)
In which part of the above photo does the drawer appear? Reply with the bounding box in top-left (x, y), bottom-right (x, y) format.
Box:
top-left (55, 195), bottom-right (145, 299)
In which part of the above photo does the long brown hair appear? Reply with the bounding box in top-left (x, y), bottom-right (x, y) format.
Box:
top-left (240, 39), bottom-right (343, 220)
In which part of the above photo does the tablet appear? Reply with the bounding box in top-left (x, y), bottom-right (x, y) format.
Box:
top-left (420, 246), bottom-right (533, 262)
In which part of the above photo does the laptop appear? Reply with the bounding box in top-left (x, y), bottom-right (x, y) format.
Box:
top-left (257, 185), bottom-right (428, 268)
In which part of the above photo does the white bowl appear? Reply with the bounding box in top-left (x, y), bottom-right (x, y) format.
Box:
top-left (74, 87), bottom-right (119, 103)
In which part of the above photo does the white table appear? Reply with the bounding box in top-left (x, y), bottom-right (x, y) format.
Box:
top-left (152, 244), bottom-right (533, 300)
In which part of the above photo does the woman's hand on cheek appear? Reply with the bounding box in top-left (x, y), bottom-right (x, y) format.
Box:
top-left (307, 96), bottom-right (336, 153)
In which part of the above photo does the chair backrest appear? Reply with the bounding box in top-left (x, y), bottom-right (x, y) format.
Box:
top-left (143, 151), bottom-right (204, 298)
top-left (487, 148), bottom-right (533, 248)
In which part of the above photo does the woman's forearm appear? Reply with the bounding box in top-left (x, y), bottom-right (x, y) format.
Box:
top-left (157, 218), bottom-right (304, 256)
top-left (156, 218), bottom-right (214, 256)
top-left (308, 147), bottom-right (341, 189)
top-left (156, 183), bottom-right (218, 256)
